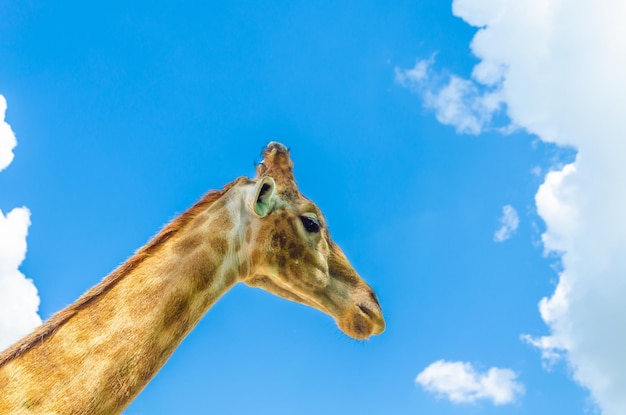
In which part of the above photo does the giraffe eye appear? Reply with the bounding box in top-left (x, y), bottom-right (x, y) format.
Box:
top-left (300, 216), bottom-right (320, 233)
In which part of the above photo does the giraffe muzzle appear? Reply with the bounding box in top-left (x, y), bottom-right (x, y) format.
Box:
top-left (336, 292), bottom-right (385, 340)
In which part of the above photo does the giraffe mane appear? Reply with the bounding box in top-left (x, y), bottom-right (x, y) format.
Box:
top-left (0, 176), bottom-right (250, 368)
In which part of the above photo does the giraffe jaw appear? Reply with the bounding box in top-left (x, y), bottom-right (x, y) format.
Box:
top-left (245, 274), bottom-right (385, 340)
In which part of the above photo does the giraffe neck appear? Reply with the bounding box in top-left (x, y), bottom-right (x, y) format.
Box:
top-left (0, 180), bottom-right (252, 415)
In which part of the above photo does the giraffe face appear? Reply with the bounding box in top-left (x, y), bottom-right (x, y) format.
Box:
top-left (244, 176), bottom-right (385, 340)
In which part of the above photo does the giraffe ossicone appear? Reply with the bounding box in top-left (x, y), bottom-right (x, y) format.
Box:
top-left (0, 142), bottom-right (384, 414)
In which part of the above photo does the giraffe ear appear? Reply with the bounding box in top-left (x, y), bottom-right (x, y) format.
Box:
top-left (253, 176), bottom-right (276, 217)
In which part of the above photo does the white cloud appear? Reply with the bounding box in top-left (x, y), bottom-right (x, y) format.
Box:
top-left (399, 0), bottom-right (626, 413)
top-left (494, 204), bottom-right (519, 242)
top-left (416, 360), bottom-right (524, 405)
top-left (0, 95), bottom-right (41, 351)
top-left (0, 208), bottom-right (41, 351)
top-left (0, 95), bottom-right (17, 171)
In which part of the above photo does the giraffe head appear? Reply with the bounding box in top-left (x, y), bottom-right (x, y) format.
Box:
top-left (243, 142), bottom-right (384, 340)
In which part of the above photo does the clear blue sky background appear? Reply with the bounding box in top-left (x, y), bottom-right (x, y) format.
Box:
top-left (0, 2), bottom-right (589, 414)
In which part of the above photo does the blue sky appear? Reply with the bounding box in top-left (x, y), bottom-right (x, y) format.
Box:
top-left (1, 1), bottom-right (625, 414)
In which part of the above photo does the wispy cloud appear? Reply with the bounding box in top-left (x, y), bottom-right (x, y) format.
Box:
top-left (494, 205), bottom-right (519, 242)
top-left (395, 58), bottom-right (505, 135)
top-left (400, 0), bottom-right (626, 413)
top-left (416, 360), bottom-right (524, 405)
top-left (0, 94), bottom-right (41, 351)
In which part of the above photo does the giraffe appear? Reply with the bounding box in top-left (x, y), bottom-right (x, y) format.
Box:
top-left (0, 142), bottom-right (385, 414)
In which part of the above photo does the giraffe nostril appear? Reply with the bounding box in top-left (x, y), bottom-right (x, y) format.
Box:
top-left (357, 304), bottom-right (376, 319)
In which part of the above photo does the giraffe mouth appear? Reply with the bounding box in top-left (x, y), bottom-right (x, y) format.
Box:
top-left (336, 299), bottom-right (385, 340)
